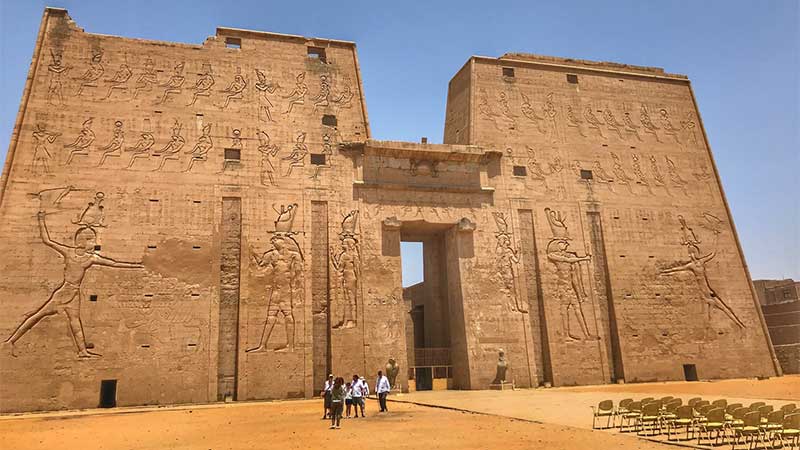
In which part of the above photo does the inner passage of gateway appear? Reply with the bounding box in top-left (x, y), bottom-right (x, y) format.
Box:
top-left (402, 228), bottom-right (455, 391)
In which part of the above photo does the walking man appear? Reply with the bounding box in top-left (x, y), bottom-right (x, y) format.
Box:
top-left (351, 374), bottom-right (365, 418)
top-left (321, 374), bottom-right (334, 419)
top-left (376, 370), bottom-right (391, 412)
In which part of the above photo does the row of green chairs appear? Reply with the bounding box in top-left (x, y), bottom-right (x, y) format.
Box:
top-left (590, 398), bottom-right (800, 449)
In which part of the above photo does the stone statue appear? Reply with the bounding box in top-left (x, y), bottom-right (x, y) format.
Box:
top-left (491, 349), bottom-right (508, 384)
top-left (385, 358), bottom-right (399, 388)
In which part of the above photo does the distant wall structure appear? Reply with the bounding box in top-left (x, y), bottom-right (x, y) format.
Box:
top-left (0, 8), bottom-right (780, 413)
top-left (756, 279), bottom-right (800, 374)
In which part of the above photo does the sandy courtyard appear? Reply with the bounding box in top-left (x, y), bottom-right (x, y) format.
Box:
top-left (1, 376), bottom-right (797, 450)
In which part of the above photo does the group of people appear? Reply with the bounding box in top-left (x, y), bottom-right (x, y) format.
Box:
top-left (321, 370), bottom-right (392, 429)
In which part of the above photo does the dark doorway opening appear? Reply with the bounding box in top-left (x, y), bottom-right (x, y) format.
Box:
top-left (99, 379), bottom-right (117, 408)
top-left (683, 364), bottom-right (698, 381)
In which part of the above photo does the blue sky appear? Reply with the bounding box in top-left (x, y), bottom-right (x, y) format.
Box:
top-left (1, 0), bottom-right (797, 284)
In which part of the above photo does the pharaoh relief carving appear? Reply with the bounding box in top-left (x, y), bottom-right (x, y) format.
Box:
top-left (31, 124), bottom-right (60, 175)
top-left (282, 132), bottom-right (307, 176)
top-left (610, 152), bottom-right (635, 194)
top-left (3, 187), bottom-right (144, 358)
top-left (152, 119), bottom-right (186, 171)
top-left (638, 105), bottom-right (661, 142)
top-left (75, 48), bottom-right (104, 97)
top-left (658, 108), bottom-right (682, 145)
top-left (184, 123), bottom-right (213, 172)
top-left (521, 93), bottom-right (546, 134)
top-left (46, 49), bottom-right (71, 106)
top-left (157, 62), bottom-right (185, 104)
top-left (680, 112), bottom-right (700, 147)
top-left (187, 63), bottom-right (215, 106)
top-left (125, 119), bottom-right (156, 169)
top-left (330, 210), bottom-right (361, 329)
top-left (330, 76), bottom-right (354, 107)
top-left (131, 58), bottom-right (158, 100)
top-left (312, 74), bottom-right (331, 110)
top-left (254, 69), bottom-right (278, 122)
top-left (544, 208), bottom-right (595, 341)
top-left (247, 204), bottom-right (304, 353)
top-left (97, 120), bottom-right (124, 167)
top-left (64, 118), bottom-right (95, 165)
top-left (257, 130), bottom-right (280, 186)
top-left (101, 62), bottom-right (132, 100)
top-left (583, 107), bottom-right (607, 139)
top-left (491, 212), bottom-right (526, 313)
top-left (219, 66), bottom-right (247, 109)
top-left (283, 72), bottom-right (308, 114)
top-left (659, 215), bottom-right (745, 329)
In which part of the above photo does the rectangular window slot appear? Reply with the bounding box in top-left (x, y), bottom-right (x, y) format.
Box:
top-left (147, 245), bottom-right (157, 249)
top-left (94, 245), bottom-right (102, 251)
top-left (311, 154), bottom-right (326, 165)
top-left (566, 73), bottom-right (578, 84)
top-left (149, 199), bottom-right (159, 203)
top-left (632, 334), bottom-right (639, 338)
top-left (683, 364), bottom-right (698, 382)
top-left (655, 293), bottom-right (661, 297)
top-left (307, 46), bottom-right (327, 63)
top-left (649, 255), bottom-right (655, 259)
top-left (192, 245), bottom-right (201, 250)
top-left (613, 216), bottom-right (620, 219)
top-left (89, 294), bottom-right (98, 302)
top-left (642, 217), bottom-right (648, 221)
top-left (624, 293), bottom-right (632, 298)
top-left (193, 200), bottom-right (202, 204)
top-left (187, 343), bottom-right (197, 347)
top-left (224, 148), bottom-right (241, 161)
top-left (191, 293), bottom-right (200, 297)
top-left (225, 37), bottom-right (242, 49)
top-left (619, 255), bottom-right (626, 258)
top-left (512, 165), bottom-right (527, 177)
top-left (154, 110), bottom-right (163, 114)
top-left (144, 294), bottom-right (154, 298)
top-left (322, 114), bottom-right (337, 126)
top-left (502, 67), bottom-right (515, 78)
top-left (601, 144), bottom-right (608, 147)
top-left (196, 113), bottom-right (203, 118)
top-left (580, 169), bottom-right (593, 180)
top-left (99, 380), bottom-right (117, 408)
top-left (140, 344), bottom-right (150, 348)
top-left (661, 331), bottom-right (669, 336)
top-left (630, 146), bottom-right (636, 149)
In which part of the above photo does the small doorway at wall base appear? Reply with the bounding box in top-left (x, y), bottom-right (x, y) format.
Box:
top-left (683, 364), bottom-right (698, 382)
top-left (99, 379), bottom-right (117, 408)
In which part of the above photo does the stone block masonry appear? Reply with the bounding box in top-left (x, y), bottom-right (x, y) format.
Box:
top-left (0, 8), bottom-right (780, 412)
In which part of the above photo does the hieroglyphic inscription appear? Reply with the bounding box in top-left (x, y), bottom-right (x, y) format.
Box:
top-left (218, 197), bottom-right (241, 400)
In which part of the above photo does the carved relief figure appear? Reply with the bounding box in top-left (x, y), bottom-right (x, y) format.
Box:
top-left (492, 212), bottom-right (526, 313)
top-left (498, 91), bottom-right (516, 129)
top-left (631, 154), bottom-right (653, 194)
top-left (64, 118), bottom-right (95, 164)
top-left (312, 74), bottom-right (331, 110)
top-left (680, 112), bottom-right (699, 146)
top-left (565, 105), bottom-right (586, 137)
top-left (153, 119), bottom-right (186, 171)
top-left (247, 205), bottom-right (303, 353)
top-left (184, 123), bottom-right (213, 172)
top-left (98, 120), bottom-right (124, 166)
top-left (131, 58), bottom-right (157, 100)
top-left (187, 63), bottom-right (215, 106)
top-left (477, 89), bottom-right (494, 118)
top-left (75, 49), bottom-right (104, 96)
top-left (3, 190), bottom-right (143, 358)
top-left (157, 62), bottom-right (185, 104)
top-left (545, 208), bottom-right (594, 341)
top-left (46, 49), bottom-right (71, 106)
top-left (330, 210), bottom-right (361, 329)
top-left (591, 161), bottom-right (615, 193)
top-left (609, 152), bottom-right (634, 194)
top-left (491, 349), bottom-right (508, 384)
top-left (659, 216), bottom-right (745, 328)
top-left (622, 111), bottom-right (643, 141)
top-left (659, 109), bottom-right (682, 144)
top-left (693, 158), bottom-right (713, 181)
top-left (639, 105), bottom-right (661, 142)
top-left (583, 107), bottom-right (606, 138)
top-left (219, 66), bottom-right (247, 109)
top-left (520, 93), bottom-right (545, 133)
top-left (254, 69), bottom-right (278, 122)
top-left (257, 130), bottom-right (280, 186)
top-left (648, 155), bottom-right (666, 187)
top-left (281, 132), bottom-right (307, 176)
top-left (664, 156), bottom-right (690, 195)
top-left (542, 93), bottom-right (559, 142)
top-left (125, 119), bottom-right (156, 169)
top-left (602, 108), bottom-right (625, 140)
top-left (101, 63), bottom-right (132, 100)
top-left (386, 358), bottom-right (400, 387)
top-left (330, 76), bottom-right (354, 107)
top-left (31, 124), bottom-right (60, 174)
top-left (283, 72), bottom-right (308, 114)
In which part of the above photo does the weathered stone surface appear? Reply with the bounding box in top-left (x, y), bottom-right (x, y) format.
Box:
top-left (0, 8), bottom-right (779, 413)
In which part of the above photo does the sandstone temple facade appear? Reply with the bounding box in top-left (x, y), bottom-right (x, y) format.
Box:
top-left (0, 8), bottom-right (781, 412)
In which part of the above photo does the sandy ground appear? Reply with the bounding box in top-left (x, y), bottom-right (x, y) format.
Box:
top-left (1, 376), bottom-right (796, 450)
top-left (1, 398), bottom-right (669, 450)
